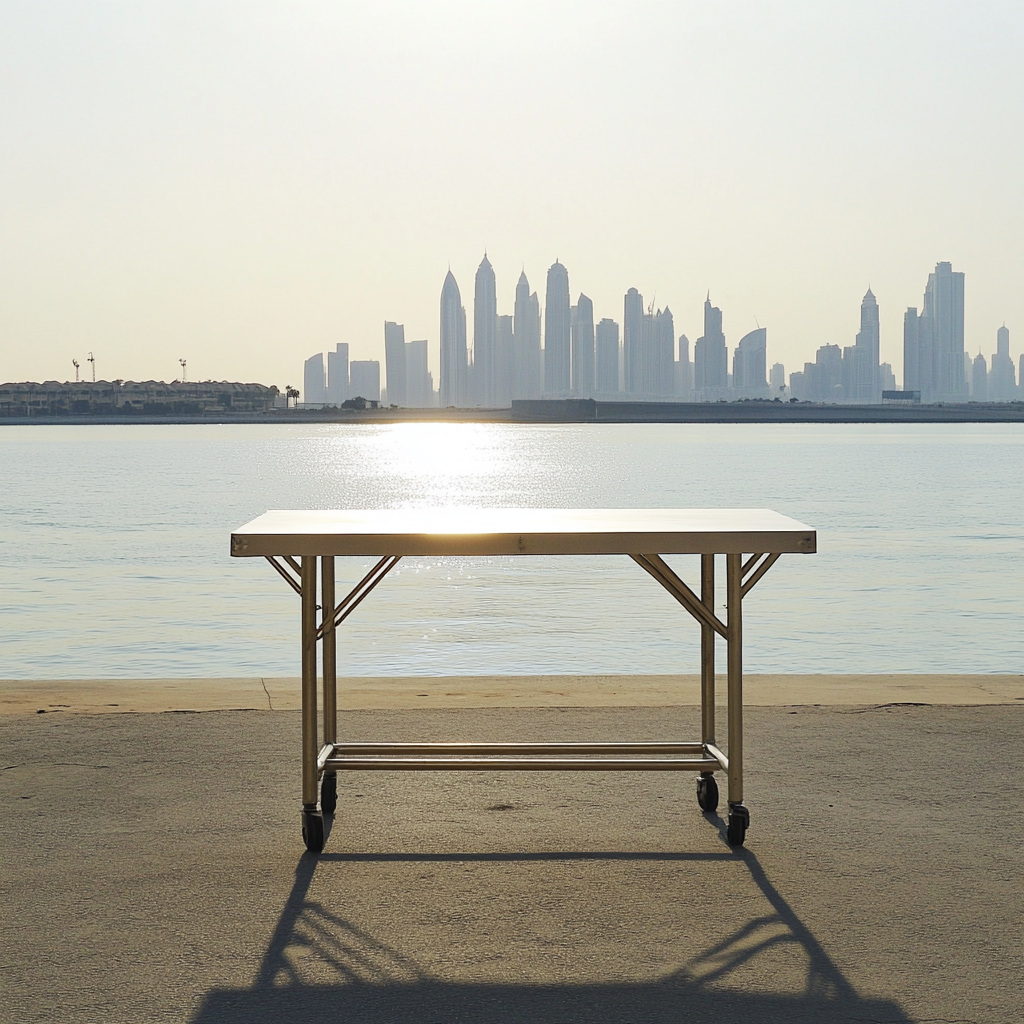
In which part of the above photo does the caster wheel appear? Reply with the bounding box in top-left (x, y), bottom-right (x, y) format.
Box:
top-left (321, 773), bottom-right (337, 815)
top-left (726, 805), bottom-right (749, 847)
top-left (696, 775), bottom-right (719, 813)
top-left (302, 809), bottom-right (325, 852)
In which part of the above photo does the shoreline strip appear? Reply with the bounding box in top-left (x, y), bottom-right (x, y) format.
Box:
top-left (2, 674), bottom-right (1022, 715)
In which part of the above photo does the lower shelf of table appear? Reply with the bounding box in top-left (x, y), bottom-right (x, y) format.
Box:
top-left (318, 740), bottom-right (729, 773)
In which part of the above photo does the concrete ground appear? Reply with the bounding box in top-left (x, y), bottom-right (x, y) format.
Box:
top-left (2, 701), bottom-right (1022, 1024)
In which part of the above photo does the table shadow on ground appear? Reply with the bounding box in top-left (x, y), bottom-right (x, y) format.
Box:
top-left (190, 828), bottom-right (910, 1024)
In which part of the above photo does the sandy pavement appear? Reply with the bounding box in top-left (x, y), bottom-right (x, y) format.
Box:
top-left (1, 694), bottom-right (1023, 1023)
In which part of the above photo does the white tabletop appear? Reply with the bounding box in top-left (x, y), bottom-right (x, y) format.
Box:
top-left (231, 508), bottom-right (816, 557)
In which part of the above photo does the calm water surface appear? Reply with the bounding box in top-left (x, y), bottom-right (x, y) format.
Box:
top-left (1, 422), bottom-right (1021, 677)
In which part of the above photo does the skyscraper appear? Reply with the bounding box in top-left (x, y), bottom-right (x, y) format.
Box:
top-left (544, 261), bottom-right (570, 396)
top-left (405, 339), bottom-right (431, 407)
top-left (571, 293), bottom-right (595, 397)
top-left (495, 315), bottom-right (514, 407)
top-left (513, 270), bottom-right (541, 400)
top-left (473, 254), bottom-right (497, 406)
top-left (851, 288), bottom-right (880, 402)
top-left (677, 334), bottom-right (692, 399)
top-left (635, 307), bottom-right (674, 398)
top-left (440, 269), bottom-right (467, 407)
top-left (596, 318), bottom-right (620, 395)
top-left (694, 295), bottom-right (727, 398)
top-left (326, 343), bottom-right (349, 405)
top-left (652, 307), bottom-right (674, 397)
top-left (384, 321), bottom-right (407, 406)
top-left (349, 360), bottom-right (380, 404)
top-left (989, 324), bottom-right (1016, 401)
top-left (971, 352), bottom-right (988, 400)
top-left (623, 288), bottom-right (643, 396)
top-left (303, 352), bottom-right (327, 406)
top-left (732, 328), bottom-right (767, 398)
top-left (904, 262), bottom-right (966, 402)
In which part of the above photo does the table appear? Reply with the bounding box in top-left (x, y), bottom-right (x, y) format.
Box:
top-left (230, 508), bottom-right (816, 852)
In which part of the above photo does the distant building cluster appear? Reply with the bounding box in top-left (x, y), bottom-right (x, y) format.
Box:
top-left (302, 343), bottom-right (387, 408)
top-left (434, 257), bottom-right (774, 407)
top-left (790, 289), bottom-right (897, 403)
top-left (300, 257), bottom-right (1020, 408)
top-left (0, 380), bottom-right (282, 418)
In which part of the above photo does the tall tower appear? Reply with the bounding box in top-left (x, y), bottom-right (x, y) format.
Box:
top-left (694, 294), bottom-right (727, 398)
top-left (513, 270), bottom-right (542, 400)
top-left (440, 269), bottom-right (466, 407)
top-left (596, 319), bottom-right (620, 395)
top-left (544, 261), bottom-right (571, 396)
top-left (473, 254), bottom-right (497, 406)
top-left (733, 328), bottom-right (767, 398)
top-left (653, 307), bottom-right (674, 397)
top-left (383, 322), bottom-right (407, 406)
top-left (989, 324), bottom-right (1016, 401)
top-left (903, 307), bottom-right (921, 394)
top-left (326, 343), bottom-right (349, 405)
top-left (919, 262), bottom-right (966, 402)
top-left (623, 288), bottom-right (643, 396)
top-left (853, 288), bottom-right (880, 402)
top-left (571, 293), bottom-right (595, 397)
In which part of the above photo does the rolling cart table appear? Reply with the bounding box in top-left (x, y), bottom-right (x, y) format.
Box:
top-left (230, 508), bottom-right (816, 852)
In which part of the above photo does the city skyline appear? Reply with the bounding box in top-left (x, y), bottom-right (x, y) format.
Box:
top-left (299, 255), bottom-right (1019, 408)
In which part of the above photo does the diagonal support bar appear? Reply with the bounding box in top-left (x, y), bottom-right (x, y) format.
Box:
top-left (741, 553), bottom-right (764, 577)
top-left (265, 555), bottom-right (302, 595)
top-left (632, 553), bottom-right (728, 638)
top-left (315, 554), bottom-right (402, 641)
top-left (741, 552), bottom-right (781, 597)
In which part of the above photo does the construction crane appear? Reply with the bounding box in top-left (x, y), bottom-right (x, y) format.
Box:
top-left (87, 352), bottom-right (95, 381)
top-left (72, 359), bottom-right (80, 382)
top-left (179, 358), bottom-right (187, 383)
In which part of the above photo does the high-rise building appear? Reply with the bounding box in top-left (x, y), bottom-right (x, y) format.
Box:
top-left (596, 318), bottom-right (620, 395)
top-left (383, 321), bottom-right (407, 406)
top-left (791, 344), bottom-right (843, 402)
top-left (694, 295), bottom-right (728, 398)
top-left (349, 360), bottom-right (380, 404)
top-left (571, 293), bottom-right (595, 397)
top-left (440, 269), bottom-right (467, 407)
top-left (971, 352), bottom-right (988, 401)
top-left (769, 362), bottom-right (786, 396)
top-left (473, 254), bottom-right (497, 406)
top-left (850, 288), bottom-right (880, 402)
top-left (303, 352), bottom-right (326, 405)
top-left (677, 334), bottom-right (692, 399)
top-left (405, 339), bottom-right (431, 407)
top-left (732, 328), bottom-right (768, 398)
top-left (989, 325), bottom-right (1017, 401)
top-left (904, 262), bottom-right (966, 402)
top-left (903, 307), bottom-right (921, 395)
top-left (623, 288), bottom-right (643, 396)
top-left (326, 343), bottom-right (349, 405)
top-left (512, 271), bottom-right (541, 401)
top-left (495, 315), bottom-right (514, 407)
top-left (641, 307), bottom-right (674, 398)
top-left (544, 261), bottom-right (571, 396)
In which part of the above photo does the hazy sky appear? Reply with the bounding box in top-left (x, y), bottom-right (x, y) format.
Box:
top-left (2, 1), bottom-right (1022, 390)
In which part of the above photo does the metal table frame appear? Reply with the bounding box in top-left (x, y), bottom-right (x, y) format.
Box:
top-left (230, 508), bottom-right (816, 852)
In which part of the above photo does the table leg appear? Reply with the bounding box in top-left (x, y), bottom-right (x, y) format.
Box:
top-left (301, 555), bottom-right (324, 851)
top-left (726, 552), bottom-right (749, 846)
top-left (700, 553), bottom-right (716, 745)
top-left (320, 556), bottom-right (338, 815)
top-left (696, 553), bottom-right (721, 814)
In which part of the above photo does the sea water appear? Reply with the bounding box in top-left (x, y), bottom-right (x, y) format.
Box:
top-left (1, 421), bottom-right (1021, 678)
